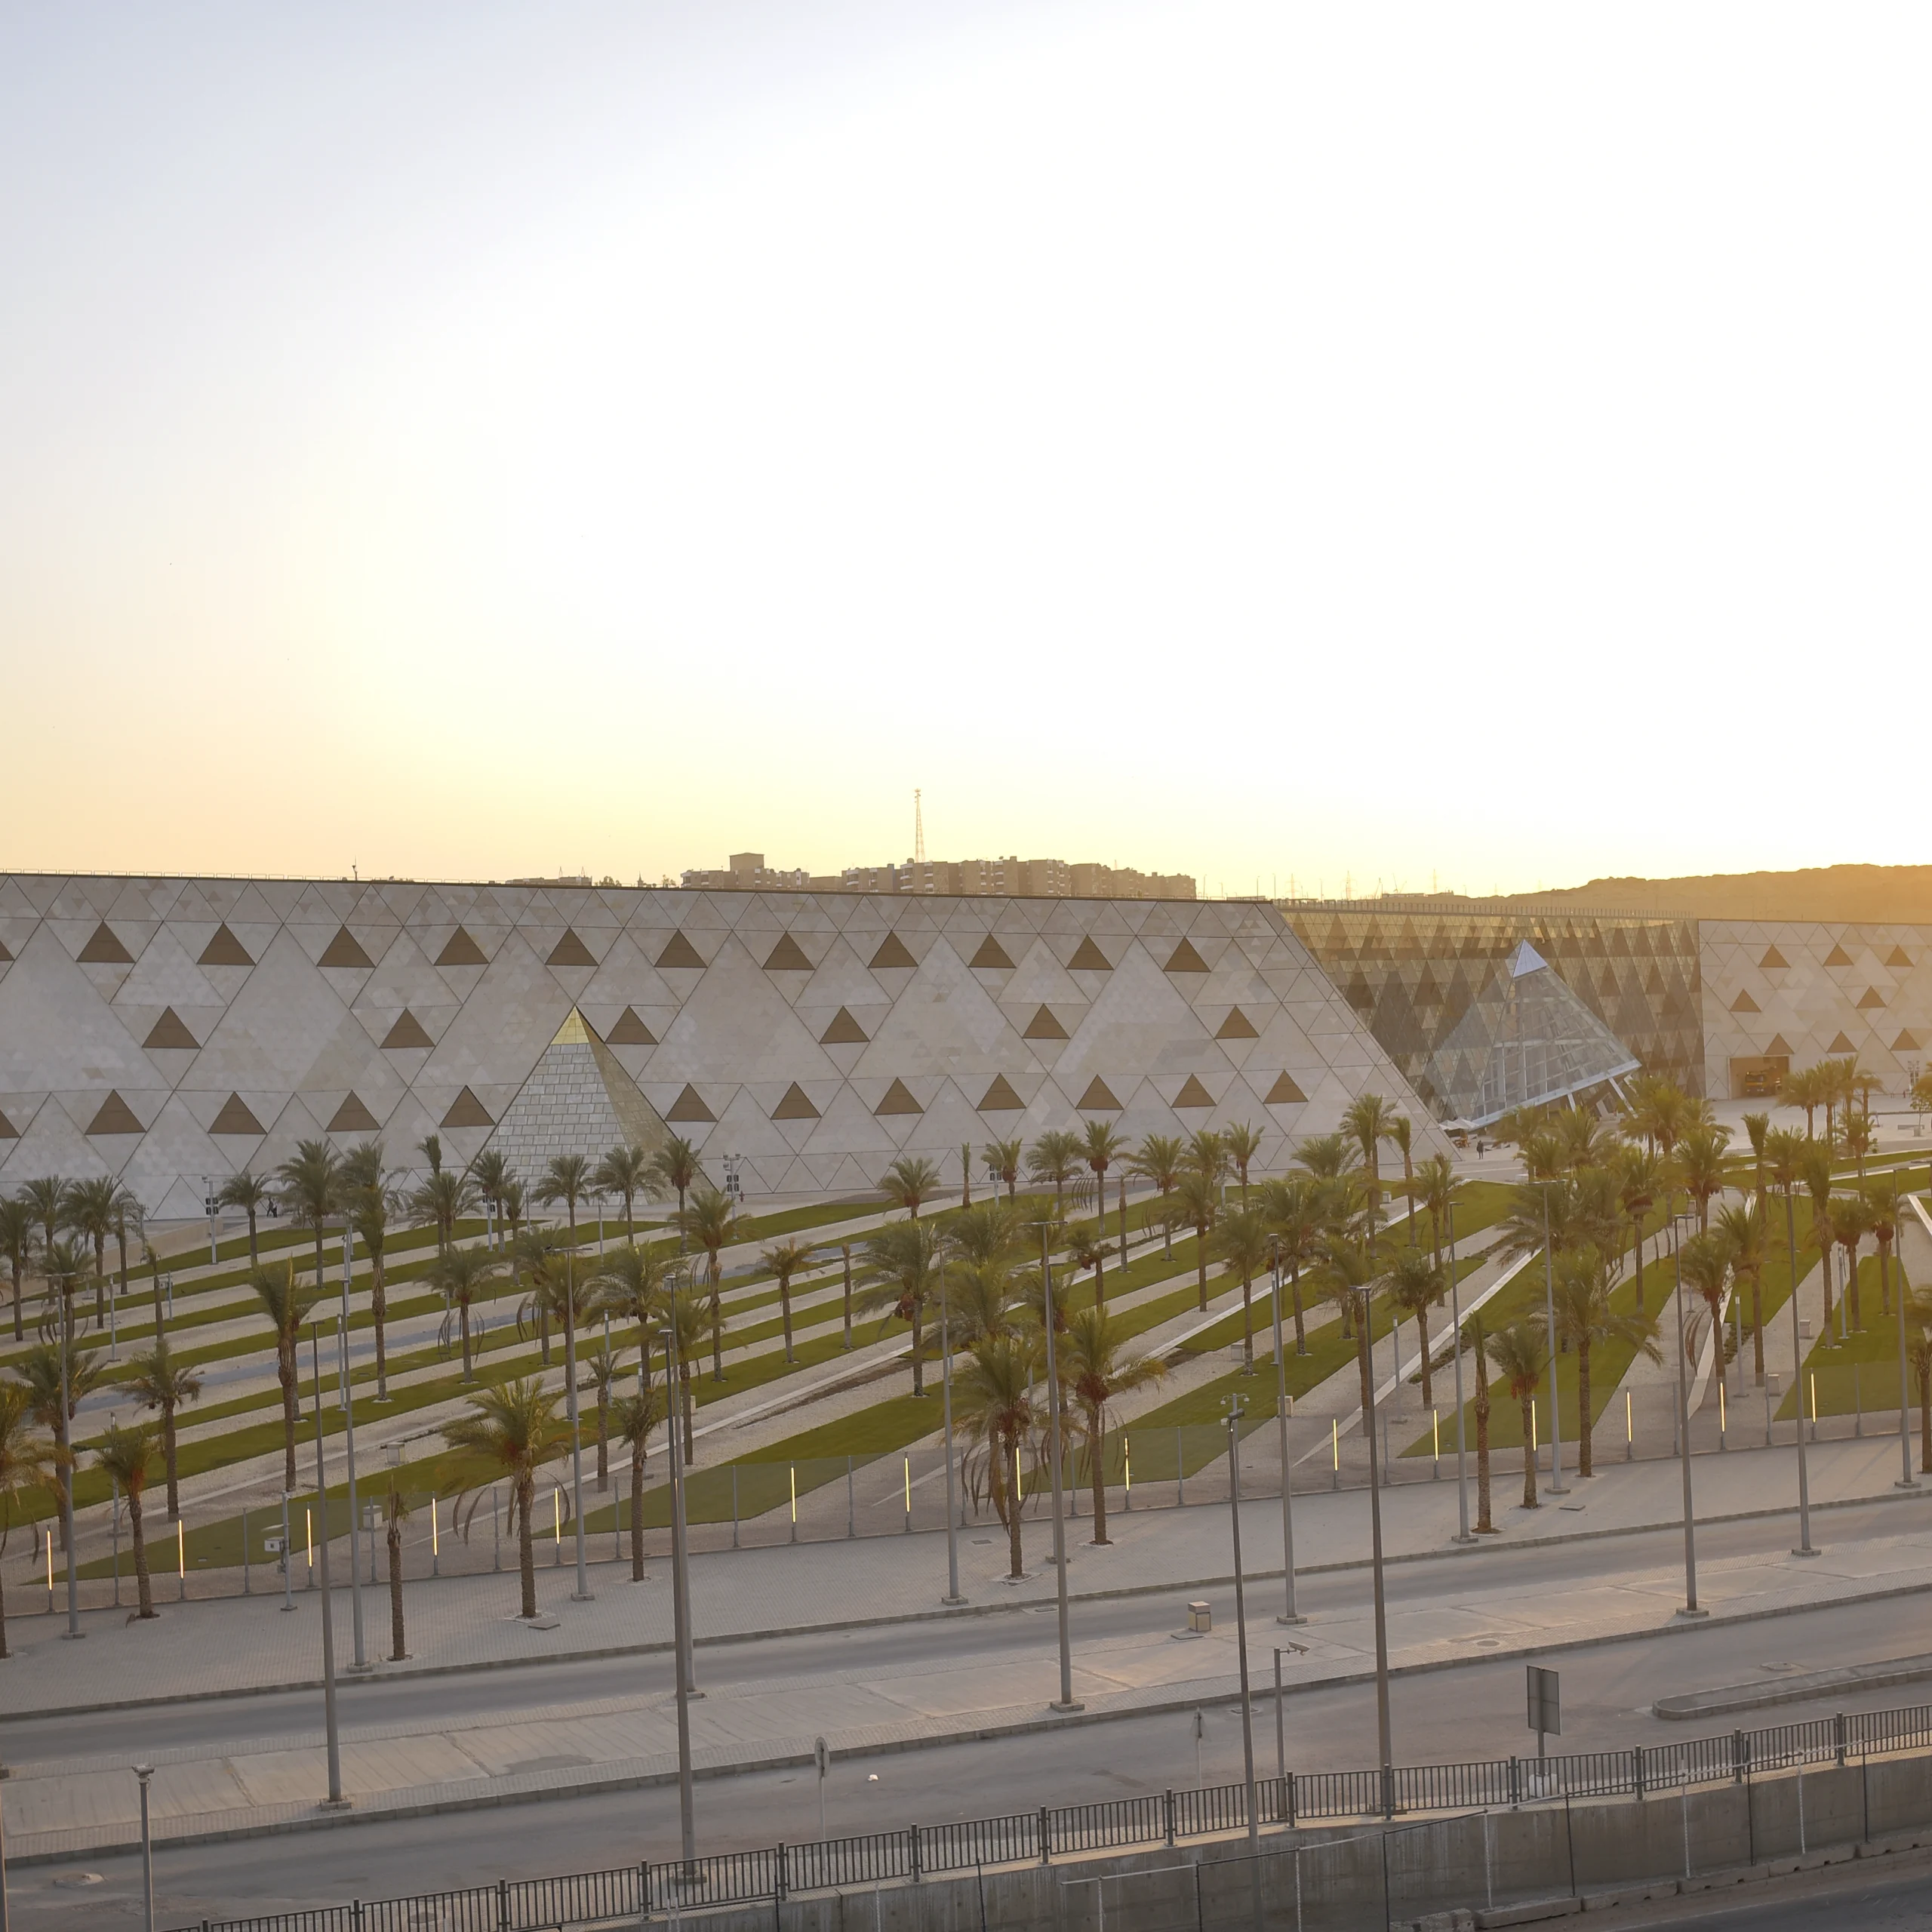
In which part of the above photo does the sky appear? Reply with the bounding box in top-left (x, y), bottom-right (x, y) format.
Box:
top-left (3, 3), bottom-right (1928, 899)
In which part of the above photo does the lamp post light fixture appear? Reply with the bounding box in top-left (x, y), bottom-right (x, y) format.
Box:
top-left (1038, 1222), bottom-right (1081, 1713)
top-left (1668, 1206), bottom-right (1706, 1617)
top-left (1266, 1249), bottom-right (1303, 1624)
top-left (1783, 1177), bottom-right (1819, 1556)
top-left (1540, 1184), bottom-right (1567, 1494)
top-left (308, 1323), bottom-right (347, 1805)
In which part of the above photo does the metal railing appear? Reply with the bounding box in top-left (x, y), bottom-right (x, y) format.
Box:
top-left (169, 1697), bottom-right (1932, 1932)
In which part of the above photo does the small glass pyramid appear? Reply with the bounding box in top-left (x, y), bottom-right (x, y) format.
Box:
top-left (1420, 941), bottom-right (1641, 1126)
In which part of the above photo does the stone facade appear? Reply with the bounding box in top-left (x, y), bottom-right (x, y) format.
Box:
top-left (0, 875), bottom-right (1447, 1217)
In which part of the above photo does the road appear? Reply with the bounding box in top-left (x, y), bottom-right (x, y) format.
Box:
top-left (8, 1500), bottom-right (1932, 1926)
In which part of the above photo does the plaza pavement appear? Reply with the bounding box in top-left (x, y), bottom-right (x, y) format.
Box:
top-left (5, 1432), bottom-right (1930, 1864)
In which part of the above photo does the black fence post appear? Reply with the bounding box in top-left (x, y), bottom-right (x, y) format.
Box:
top-left (641, 1861), bottom-right (652, 1918)
top-left (911, 1825), bottom-right (922, 1883)
top-left (497, 1875), bottom-right (510, 1930)
top-left (1835, 1712), bottom-right (1847, 1767)
top-left (1633, 1745), bottom-right (1645, 1800)
top-left (1285, 1771), bottom-right (1297, 1828)
top-left (1732, 1730), bottom-right (1746, 1785)
top-left (777, 1844), bottom-right (789, 1902)
top-left (1509, 1755), bottom-right (1521, 1810)
top-left (1164, 1790), bottom-right (1176, 1848)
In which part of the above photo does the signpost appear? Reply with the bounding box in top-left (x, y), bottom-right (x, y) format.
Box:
top-left (1527, 1665), bottom-right (1561, 1761)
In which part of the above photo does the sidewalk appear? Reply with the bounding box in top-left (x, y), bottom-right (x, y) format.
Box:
top-left (5, 1438), bottom-right (1930, 1864)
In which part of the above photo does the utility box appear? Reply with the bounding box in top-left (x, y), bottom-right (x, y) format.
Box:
top-left (1188, 1600), bottom-right (1212, 1633)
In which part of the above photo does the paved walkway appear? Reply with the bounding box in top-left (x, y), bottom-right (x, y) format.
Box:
top-left (3, 1436), bottom-right (1928, 1862)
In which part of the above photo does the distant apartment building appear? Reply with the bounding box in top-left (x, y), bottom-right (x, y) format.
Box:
top-left (679, 853), bottom-right (1195, 900)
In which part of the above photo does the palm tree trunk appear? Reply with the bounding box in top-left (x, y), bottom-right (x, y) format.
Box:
top-left (911, 1301), bottom-right (926, 1395)
top-left (0, 1565), bottom-right (9, 1657)
top-left (1752, 1279), bottom-right (1764, 1383)
top-left (1094, 1251), bottom-right (1106, 1312)
top-left (681, 1367), bottom-right (694, 1463)
top-left (1921, 1371), bottom-right (1930, 1475)
top-left (1415, 1313), bottom-right (1432, 1407)
top-left (709, 1257), bottom-right (724, 1382)
top-left (1088, 1414), bottom-right (1109, 1544)
top-left (1632, 1223), bottom-right (1645, 1313)
top-left (388, 1518), bottom-right (406, 1659)
top-left (1820, 1245), bottom-right (1835, 1332)
top-left (630, 1445), bottom-right (645, 1580)
top-left (372, 1252), bottom-right (389, 1399)
top-left (1520, 1397), bottom-right (1538, 1509)
top-left (1195, 1230), bottom-right (1208, 1313)
top-left (12, 1261), bottom-right (22, 1341)
top-left (1847, 1246), bottom-right (1863, 1327)
top-left (1240, 1269), bottom-right (1253, 1367)
top-left (596, 1395), bottom-right (609, 1491)
top-left (780, 1275), bottom-right (795, 1362)
top-left (1007, 1438), bottom-right (1023, 1579)
top-left (460, 1304), bottom-right (473, 1380)
top-left (279, 1345), bottom-right (298, 1493)
top-left (130, 1489), bottom-right (155, 1618)
top-left (1162, 1193), bottom-right (1172, 1259)
top-left (1475, 1383), bottom-right (1494, 1532)
top-left (1577, 1338), bottom-right (1593, 1478)
top-left (150, 1260), bottom-right (165, 1337)
top-left (246, 1210), bottom-right (258, 1267)
top-left (518, 1475), bottom-right (537, 1618)
top-left (164, 1409), bottom-right (180, 1518)
top-left (1290, 1263), bottom-right (1306, 1354)
top-left (539, 1303), bottom-right (551, 1367)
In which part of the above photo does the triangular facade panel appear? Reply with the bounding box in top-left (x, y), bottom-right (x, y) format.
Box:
top-left (328, 1092), bottom-right (382, 1134)
top-left (870, 933), bottom-right (918, 970)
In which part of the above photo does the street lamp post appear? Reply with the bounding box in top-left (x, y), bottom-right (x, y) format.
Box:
top-left (1039, 1224), bottom-right (1081, 1713)
top-left (309, 1323), bottom-right (346, 1805)
top-left (1668, 1210), bottom-right (1706, 1617)
top-left (57, 1259), bottom-right (80, 1641)
top-left (1540, 1186), bottom-right (1567, 1494)
top-left (1894, 1226), bottom-right (1919, 1492)
top-left (1358, 1284), bottom-right (1395, 1817)
top-left (1783, 1180), bottom-right (1818, 1557)
top-left (134, 1764), bottom-right (155, 1932)
top-left (565, 1245), bottom-right (591, 1603)
top-left (939, 1272), bottom-right (964, 1605)
top-left (664, 1321), bottom-right (697, 1872)
top-left (337, 1226), bottom-right (366, 1671)
top-left (1223, 1399), bottom-right (1263, 1879)
top-left (1266, 1252), bottom-right (1303, 1623)
top-left (1446, 1199), bottom-right (1473, 1543)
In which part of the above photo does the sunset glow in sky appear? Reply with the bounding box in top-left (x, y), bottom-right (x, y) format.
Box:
top-left (4, 4), bottom-right (1927, 895)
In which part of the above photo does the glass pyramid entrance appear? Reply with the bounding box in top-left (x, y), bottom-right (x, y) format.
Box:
top-left (1419, 941), bottom-right (1642, 1127)
top-left (481, 1008), bottom-right (670, 1180)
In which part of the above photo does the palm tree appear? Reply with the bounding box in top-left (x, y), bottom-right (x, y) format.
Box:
top-left (611, 1386), bottom-right (666, 1579)
top-left (434, 1244), bottom-right (501, 1380)
top-left (217, 1170), bottom-right (273, 1267)
top-left (1831, 1192), bottom-right (1874, 1331)
top-left (1318, 1235), bottom-right (1380, 1402)
top-left (1126, 1134), bottom-right (1185, 1257)
top-left (1385, 1248), bottom-right (1440, 1406)
top-left (586, 1338), bottom-right (620, 1491)
top-left (651, 1137), bottom-right (701, 1247)
top-left (982, 1137), bottom-right (1024, 1204)
top-left (1173, 1167), bottom-right (1219, 1312)
top-left (1712, 1198), bottom-right (1769, 1383)
top-left (1081, 1119), bottom-right (1127, 1232)
top-left (1742, 1112), bottom-right (1771, 1219)
top-left (656, 1284), bottom-right (718, 1463)
top-left (1341, 1094), bottom-right (1401, 1231)
top-left (1867, 1178), bottom-right (1902, 1320)
top-left (1383, 1115), bottom-right (1418, 1246)
top-left (881, 1155), bottom-right (941, 1220)
top-left (445, 1378), bottom-right (569, 1620)
top-left (94, 1423), bottom-right (161, 1619)
top-left (1222, 1122), bottom-right (1263, 1211)
top-left (1214, 1208), bottom-right (1272, 1368)
top-left (511, 1228), bottom-right (563, 1364)
top-left (1066, 1223), bottom-right (1109, 1311)
top-left (1026, 1132), bottom-right (1083, 1214)
top-left (1780, 1064), bottom-right (1821, 1140)
top-left (954, 1334), bottom-right (1041, 1580)
top-left (1841, 1109), bottom-right (1876, 1180)
top-left (413, 1166), bottom-right (476, 1257)
top-left (251, 1262), bottom-right (319, 1492)
top-left (1678, 1232), bottom-right (1732, 1378)
top-left (471, 1149), bottom-right (513, 1244)
top-left (1484, 1320), bottom-right (1546, 1509)
top-left (66, 1175), bottom-right (118, 1329)
top-left (1799, 1141), bottom-right (1838, 1335)
top-left (1060, 1305), bottom-right (1164, 1544)
top-left (1616, 1146), bottom-right (1663, 1312)
top-left (0, 1381), bottom-right (55, 1656)
top-left (276, 1139), bottom-right (342, 1304)
top-left (125, 1339), bottom-right (204, 1518)
top-left (592, 1144), bottom-right (657, 1243)
top-left (501, 1177), bottom-right (528, 1247)
top-left (143, 1237), bottom-right (167, 1335)
top-left (1676, 1124), bottom-right (1730, 1233)
top-left (0, 1196), bottom-right (33, 1341)
top-left (1538, 1245), bottom-right (1660, 1476)
top-left (1258, 1175), bottom-right (1321, 1355)
top-left (383, 1481), bottom-right (411, 1659)
top-left (39, 1235), bottom-right (89, 1349)
top-left (340, 1142), bottom-right (398, 1398)
top-left (16, 1335), bottom-right (104, 1553)
top-left (1464, 1311), bottom-right (1496, 1534)
top-left (18, 1179), bottom-right (66, 1310)
top-left (860, 1217), bottom-right (946, 1394)
top-left (762, 1236), bottom-right (817, 1363)
top-left (594, 1245), bottom-right (670, 1393)
top-left (108, 1184), bottom-right (139, 1315)
top-left (1293, 1133), bottom-right (1358, 1183)
top-left (676, 1186), bottom-right (737, 1380)
top-left (419, 1133), bottom-right (444, 1176)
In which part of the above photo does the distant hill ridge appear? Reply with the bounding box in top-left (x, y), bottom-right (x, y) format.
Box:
top-left (1506, 865), bottom-right (1932, 924)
